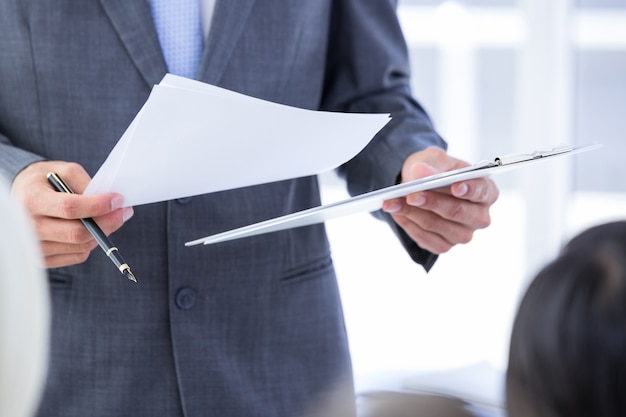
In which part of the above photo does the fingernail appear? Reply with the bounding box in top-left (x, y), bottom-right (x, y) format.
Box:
top-left (384, 201), bottom-right (402, 213)
top-left (454, 183), bottom-right (469, 197)
top-left (111, 195), bottom-right (124, 211)
top-left (122, 207), bottom-right (134, 222)
top-left (408, 195), bottom-right (426, 207)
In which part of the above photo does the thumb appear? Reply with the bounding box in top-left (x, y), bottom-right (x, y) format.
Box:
top-left (402, 161), bottom-right (438, 183)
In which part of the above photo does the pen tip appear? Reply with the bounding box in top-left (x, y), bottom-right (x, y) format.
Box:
top-left (124, 269), bottom-right (138, 283)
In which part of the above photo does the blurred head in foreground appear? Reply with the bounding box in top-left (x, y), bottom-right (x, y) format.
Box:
top-left (506, 221), bottom-right (626, 417)
top-left (0, 179), bottom-right (49, 417)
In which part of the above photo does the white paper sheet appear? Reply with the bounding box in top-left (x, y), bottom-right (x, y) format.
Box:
top-left (84, 74), bottom-right (391, 206)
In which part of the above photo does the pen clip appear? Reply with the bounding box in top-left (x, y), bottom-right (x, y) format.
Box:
top-left (47, 172), bottom-right (75, 194)
top-left (494, 145), bottom-right (573, 166)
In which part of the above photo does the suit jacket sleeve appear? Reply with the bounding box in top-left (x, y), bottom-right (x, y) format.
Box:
top-left (0, 135), bottom-right (45, 182)
top-left (0, 7), bottom-right (45, 182)
top-left (321, 0), bottom-right (445, 271)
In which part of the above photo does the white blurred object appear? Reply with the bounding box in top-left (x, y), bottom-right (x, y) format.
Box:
top-left (0, 178), bottom-right (49, 417)
top-left (402, 362), bottom-right (505, 417)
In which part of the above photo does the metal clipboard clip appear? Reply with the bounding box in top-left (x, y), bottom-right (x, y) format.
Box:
top-left (494, 145), bottom-right (574, 166)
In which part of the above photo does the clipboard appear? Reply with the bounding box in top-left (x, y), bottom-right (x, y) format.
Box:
top-left (185, 143), bottom-right (601, 247)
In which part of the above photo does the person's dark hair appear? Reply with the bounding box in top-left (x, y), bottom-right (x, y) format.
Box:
top-left (506, 221), bottom-right (626, 417)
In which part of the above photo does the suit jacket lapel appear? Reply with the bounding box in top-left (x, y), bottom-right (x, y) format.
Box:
top-left (98, 0), bottom-right (257, 87)
top-left (199, 0), bottom-right (257, 85)
top-left (98, 0), bottom-right (166, 87)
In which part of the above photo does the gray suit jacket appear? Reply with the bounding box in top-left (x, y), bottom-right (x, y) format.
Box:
top-left (0, 1), bottom-right (445, 416)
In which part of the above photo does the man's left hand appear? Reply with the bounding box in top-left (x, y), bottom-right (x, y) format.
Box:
top-left (382, 146), bottom-right (499, 254)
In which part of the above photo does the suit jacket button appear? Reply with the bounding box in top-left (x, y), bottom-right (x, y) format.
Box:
top-left (175, 287), bottom-right (196, 310)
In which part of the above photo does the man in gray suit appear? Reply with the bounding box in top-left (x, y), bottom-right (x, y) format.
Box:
top-left (0, 1), bottom-right (498, 416)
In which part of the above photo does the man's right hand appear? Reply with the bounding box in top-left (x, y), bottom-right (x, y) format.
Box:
top-left (11, 161), bottom-right (134, 268)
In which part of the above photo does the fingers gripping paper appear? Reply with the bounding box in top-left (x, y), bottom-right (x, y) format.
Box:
top-left (83, 74), bottom-right (391, 206)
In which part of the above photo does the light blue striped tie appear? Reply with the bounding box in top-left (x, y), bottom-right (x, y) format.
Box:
top-left (149, 0), bottom-right (203, 78)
